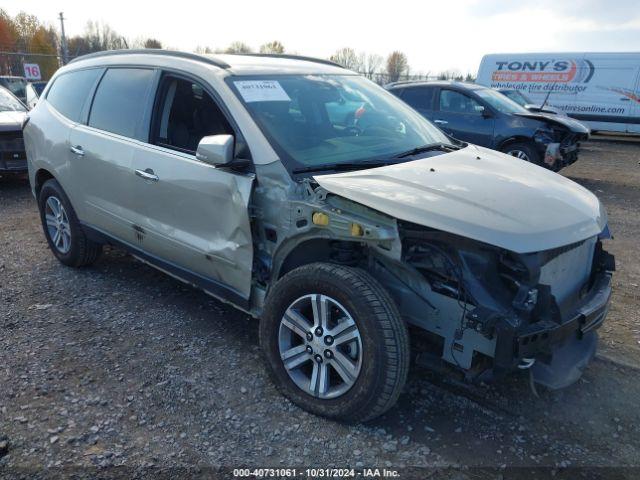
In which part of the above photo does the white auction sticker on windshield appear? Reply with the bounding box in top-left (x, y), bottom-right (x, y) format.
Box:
top-left (234, 80), bottom-right (291, 103)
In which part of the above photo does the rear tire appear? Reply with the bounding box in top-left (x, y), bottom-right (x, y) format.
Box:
top-left (38, 179), bottom-right (102, 267)
top-left (260, 263), bottom-right (410, 422)
top-left (501, 141), bottom-right (542, 166)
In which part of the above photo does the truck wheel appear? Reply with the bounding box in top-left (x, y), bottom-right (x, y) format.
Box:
top-left (38, 179), bottom-right (102, 267)
top-left (260, 263), bottom-right (409, 422)
top-left (502, 142), bottom-right (542, 166)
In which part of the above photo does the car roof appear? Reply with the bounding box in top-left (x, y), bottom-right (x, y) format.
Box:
top-left (386, 80), bottom-right (485, 91)
top-left (69, 49), bottom-right (352, 76)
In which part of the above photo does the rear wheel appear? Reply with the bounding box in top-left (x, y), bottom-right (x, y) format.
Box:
top-left (501, 142), bottom-right (542, 166)
top-left (38, 179), bottom-right (102, 267)
top-left (260, 263), bottom-right (410, 422)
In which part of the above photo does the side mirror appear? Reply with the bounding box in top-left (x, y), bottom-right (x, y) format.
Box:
top-left (480, 106), bottom-right (493, 118)
top-left (195, 134), bottom-right (234, 166)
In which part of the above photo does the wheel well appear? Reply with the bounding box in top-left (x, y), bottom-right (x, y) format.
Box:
top-left (276, 239), bottom-right (366, 279)
top-left (498, 136), bottom-right (534, 151)
top-left (34, 169), bottom-right (55, 196)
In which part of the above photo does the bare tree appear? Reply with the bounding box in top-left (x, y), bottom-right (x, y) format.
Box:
top-left (386, 51), bottom-right (408, 83)
top-left (143, 38), bottom-right (162, 49)
top-left (363, 53), bottom-right (383, 79)
top-left (259, 40), bottom-right (285, 54)
top-left (223, 41), bottom-right (253, 54)
top-left (194, 45), bottom-right (214, 54)
top-left (67, 35), bottom-right (91, 57)
top-left (84, 21), bottom-right (128, 51)
top-left (329, 47), bottom-right (363, 71)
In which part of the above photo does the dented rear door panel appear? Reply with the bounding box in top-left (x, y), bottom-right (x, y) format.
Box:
top-left (131, 143), bottom-right (254, 299)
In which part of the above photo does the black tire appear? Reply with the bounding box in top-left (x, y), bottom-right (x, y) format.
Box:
top-left (38, 179), bottom-right (102, 267)
top-left (501, 141), bottom-right (543, 166)
top-left (260, 263), bottom-right (410, 422)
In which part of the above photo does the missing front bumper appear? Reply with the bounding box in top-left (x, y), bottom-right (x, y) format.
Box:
top-left (530, 331), bottom-right (598, 389)
top-left (516, 271), bottom-right (612, 358)
top-left (543, 141), bottom-right (579, 168)
top-left (496, 270), bottom-right (612, 387)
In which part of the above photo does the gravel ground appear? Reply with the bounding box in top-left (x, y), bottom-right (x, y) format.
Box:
top-left (1, 140), bottom-right (639, 479)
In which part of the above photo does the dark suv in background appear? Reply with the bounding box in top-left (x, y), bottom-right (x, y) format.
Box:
top-left (387, 81), bottom-right (590, 171)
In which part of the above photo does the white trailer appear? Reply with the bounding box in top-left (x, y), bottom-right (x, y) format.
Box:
top-left (477, 52), bottom-right (640, 134)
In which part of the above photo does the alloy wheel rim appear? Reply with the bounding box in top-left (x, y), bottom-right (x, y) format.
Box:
top-left (45, 196), bottom-right (71, 254)
top-left (278, 294), bottom-right (363, 399)
top-left (507, 149), bottom-right (531, 161)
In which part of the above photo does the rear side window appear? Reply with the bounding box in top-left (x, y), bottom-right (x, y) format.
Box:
top-left (401, 87), bottom-right (435, 110)
top-left (46, 69), bottom-right (101, 122)
top-left (89, 68), bottom-right (154, 138)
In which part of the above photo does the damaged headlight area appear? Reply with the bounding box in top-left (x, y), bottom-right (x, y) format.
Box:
top-left (534, 126), bottom-right (585, 169)
top-left (380, 222), bottom-right (615, 388)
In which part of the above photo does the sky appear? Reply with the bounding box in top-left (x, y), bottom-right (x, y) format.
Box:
top-left (5, 0), bottom-right (640, 75)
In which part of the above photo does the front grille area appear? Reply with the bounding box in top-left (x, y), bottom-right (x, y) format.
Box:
top-left (0, 130), bottom-right (27, 171)
top-left (560, 132), bottom-right (578, 149)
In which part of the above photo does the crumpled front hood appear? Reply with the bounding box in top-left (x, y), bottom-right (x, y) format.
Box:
top-left (514, 111), bottom-right (590, 134)
top-left (0, 110), bottom-right (26, 132)
top-left (314, 145), bottom-right (606, 253)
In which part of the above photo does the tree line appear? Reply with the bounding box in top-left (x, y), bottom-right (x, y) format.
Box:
top-left (0, 9), bottom-right (474, 83)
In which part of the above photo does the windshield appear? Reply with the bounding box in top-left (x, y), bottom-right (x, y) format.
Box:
top-left (0, 87), bottom-right (26, 112)
top-left (0, 78), bottom-right (27, 102)
top-left (500, 90), bottom-right (532, 107)
top-left (476, 88), bottom-right (529, 114)
top-left (227, 75), bottom-right (451, 171)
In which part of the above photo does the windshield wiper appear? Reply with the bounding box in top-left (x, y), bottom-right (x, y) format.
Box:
top-left (292, 160), bottom-right (393, 174)
top-left (392, 142), bottom-right (460, 159)
top-left (292, 142), bottom-right (462, 174)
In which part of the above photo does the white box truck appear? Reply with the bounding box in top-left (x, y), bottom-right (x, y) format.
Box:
top-left (476, 53), bottom-right (640, 134)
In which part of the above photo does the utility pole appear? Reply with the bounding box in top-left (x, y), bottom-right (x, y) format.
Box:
top-left (59, 12), bottom-right (69, 65)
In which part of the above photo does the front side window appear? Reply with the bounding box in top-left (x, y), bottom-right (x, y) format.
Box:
top-left (0, 87), bottom-right (26, 112)
top-left (152, 76), bottom-right (233, 153)
top-left (439, 89), bottom-right (484, 114)
top-left (89, 68), bottom-right (154, 138)
top-left (46, 69), bottom-right (101, 122)
top-left (228, 75), bottom-right (450, 170)
top-left (475, 88), bottom-right (529, 114)
top-left (401, 87), bottom-right (435, 110)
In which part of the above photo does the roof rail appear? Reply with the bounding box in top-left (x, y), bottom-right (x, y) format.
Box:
top-left (386, 80), bottom-right (430, 88)
top-left (69, 49), bottom-right (230, 69)
top-left (227, 53), bottom-right (344, 69)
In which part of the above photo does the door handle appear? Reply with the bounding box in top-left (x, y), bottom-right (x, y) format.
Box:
top-left (620, 97), bottom-right (631, 101)
top-left (70, 145), bottom-right (84, 156)
top-left (434, 119), bottom-right (448, 125)
top-left (135, 168), bottom-right (159, 182)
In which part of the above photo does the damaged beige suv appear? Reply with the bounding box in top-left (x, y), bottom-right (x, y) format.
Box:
top-left (24, 50), bottom-right (614, 422)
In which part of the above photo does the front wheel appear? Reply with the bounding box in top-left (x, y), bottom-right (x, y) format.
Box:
top-left (501, 141), bottom-right (542, 166)
top-left (260, 263), bottom-right (410, 422)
